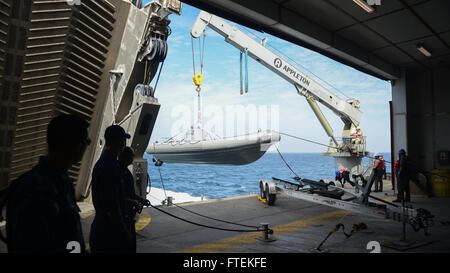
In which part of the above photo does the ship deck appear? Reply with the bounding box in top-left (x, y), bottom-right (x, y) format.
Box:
top-left (1, 179), bottom-right (450, 253)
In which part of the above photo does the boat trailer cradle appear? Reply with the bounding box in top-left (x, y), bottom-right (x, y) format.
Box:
top-left (259, 175), bottom-right (435, 235)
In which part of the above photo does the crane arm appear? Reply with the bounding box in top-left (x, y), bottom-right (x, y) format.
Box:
top-left (191, 11), bottom-right (363, 135)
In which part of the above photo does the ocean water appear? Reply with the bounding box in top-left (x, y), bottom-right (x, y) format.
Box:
top-left (144, 152), bottom-right (391, 204)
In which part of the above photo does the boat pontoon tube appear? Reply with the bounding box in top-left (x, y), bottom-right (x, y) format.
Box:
top-left (146, 130), bottom-right (280, 165)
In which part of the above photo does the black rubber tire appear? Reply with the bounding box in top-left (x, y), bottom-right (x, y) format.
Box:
top-left (259, 181), bottom-right (266, 199)
top-left (264, 185), bottom-right (276, 206)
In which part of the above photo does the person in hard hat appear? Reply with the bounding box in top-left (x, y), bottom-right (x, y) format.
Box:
top-left (351, 126), bottom-right (363, 145)
top-left (372, 154), bottom-right (384, 192)
top-left (355, 126), bottom-right (362, 139)
top-left (393, 149), bottom-right (411, 203)
top-left (335, 169), bottom-right (352, 188)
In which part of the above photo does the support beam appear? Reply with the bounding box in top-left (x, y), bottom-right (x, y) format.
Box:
top-left (391, 69), bottom-right (408, 160)
top-left (181, 0), bottom-right (400, 80)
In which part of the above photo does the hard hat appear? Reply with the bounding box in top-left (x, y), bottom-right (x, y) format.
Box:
top-left (356, 126), bottom-right (361, 130)
top-left (398, 148), bottom-right (406, 155)
top-left (335, 170), bottom-right (340, 175)
top-left (374, 153), bottom-right (380, 158)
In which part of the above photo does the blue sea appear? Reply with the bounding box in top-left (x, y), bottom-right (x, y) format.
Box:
top-left (144, 153), bottom-right (391, 201)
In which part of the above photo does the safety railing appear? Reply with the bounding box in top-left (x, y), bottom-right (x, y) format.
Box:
top-left (334, 136), bottom-right (367, 154)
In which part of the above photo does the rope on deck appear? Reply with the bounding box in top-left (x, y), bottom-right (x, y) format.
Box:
top-left (149, 203), bottom-right (262, 233)
top-left (151, 164), bottom-right (265, 233)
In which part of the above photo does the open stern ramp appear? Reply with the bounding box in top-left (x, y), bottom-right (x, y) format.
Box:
top-left (0, 0), bottom-right (182, 202)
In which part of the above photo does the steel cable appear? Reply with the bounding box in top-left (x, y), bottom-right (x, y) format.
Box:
top-left (172, 203), bottom-right (260, 229)
top-left (153, 164), bottom-right (262, 232)
top-left (274, 143), bottom-right (300, 178)
top-left (149, 203), bottom-right (261, 232)
top-left (275, 131), bottom-right (392, 164)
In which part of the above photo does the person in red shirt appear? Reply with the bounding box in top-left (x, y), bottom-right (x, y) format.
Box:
top-left (373, 154), bottom-right (384, 192)
top-left (335, 169), bottom-right (352, 188)
top-left (379, 155), bottom-right (387, 179)
top-left (351, 126), bottom-right (363, 145)
top-left (394, 159), bottom-right (399, 178)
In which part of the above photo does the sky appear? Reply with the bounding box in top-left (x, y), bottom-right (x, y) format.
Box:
top-left (144, 2), bottom-right (392, 153)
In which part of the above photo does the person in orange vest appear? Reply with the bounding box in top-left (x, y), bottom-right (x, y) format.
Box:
top-left (373, 154), bottom-right (384, 192)
top-left (394, 159), bottom-right (399, 179)
top-left (355, 126), bottom-right (362, 139)
top-left (393, 159), bottom-right (399, 191)
top-left (379, 155), bottom-right (387, 179)
top-left (351, 126), bottom-right (362, 145)
top-left (335, 169), bottom-right (353, 188)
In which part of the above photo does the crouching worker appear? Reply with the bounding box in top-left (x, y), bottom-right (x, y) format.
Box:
top-left (118, 147), bottom-right (150, 253)
top-left (335, 169), bottom-right (354, 188)
top-left (4, 114), bottom-right (90, 253)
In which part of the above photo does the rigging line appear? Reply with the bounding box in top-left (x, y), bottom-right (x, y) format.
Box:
top-left (315, 212), bottom-right (351, 251)
top-left (277, 131), bottom-right (332, 152)
top-left (198, 34), bottom-right (204, 75)
top-left (163, 130), bottom-right (185, 143)
top-left (152, 143), bottom-right (168, 199)
top-left (201, 30), bottom-right (206, 75)
top-left (172, 203), bottom-right (260, 229)
top-left (276, 131), bottom-right (392, 164)
top-left (153, 150), bottom-right (260, 229)
top-left (241, 28), bottom-right (350, 99)
top-left (156, 158), bottom-right (168, 200)
top-left (191, 36), bottom-right (196, 75)
top-left (245, 49), bottom-right (249, 93)
top-left (147, 172), bottom-right (152, 193)
top-left (240, 51), bottom-right (244, 94)
top-left (153, 60), bottom-right (165, 96)
top-left (149, 203), bottom-right (261, 233)
top-left (144, 59), bottom-right (148, 85)
top-left (199, 36), bottom-right (202, 71)
top-left (274, 143), bottom-right (301, 178)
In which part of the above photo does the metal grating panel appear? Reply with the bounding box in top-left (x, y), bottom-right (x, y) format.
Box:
top-left (0, 0), bottom-right (13, 186)
top-left (5, 0), bottom-right (116, 185)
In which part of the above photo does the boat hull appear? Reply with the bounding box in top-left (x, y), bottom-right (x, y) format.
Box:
top-left (151, 143), bottom-right (266, 165)
top-left (147, 130), bottom-right (280, 165)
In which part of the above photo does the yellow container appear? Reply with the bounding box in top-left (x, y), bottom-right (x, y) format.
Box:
top-left (431, 169), bottom-right (450, 197)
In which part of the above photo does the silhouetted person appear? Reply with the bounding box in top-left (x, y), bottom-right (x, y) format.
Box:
top-left (5, 114), bottom-right (90, 253)
top-left (119, 146), bottom-right (148, 253)
top-left (89, 125), bottom-right (133, 253)
top-left (393, 149), bottom-right (411, 203)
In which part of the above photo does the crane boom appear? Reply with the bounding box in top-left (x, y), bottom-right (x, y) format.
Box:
top-left (191, 11), bottom-right (363, 142)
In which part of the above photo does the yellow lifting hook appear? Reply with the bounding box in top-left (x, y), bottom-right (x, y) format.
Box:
top-left (193, 73), bottom-right (204, 88)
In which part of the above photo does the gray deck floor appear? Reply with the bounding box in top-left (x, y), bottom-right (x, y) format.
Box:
top-left (1, 180), bottom-right (450, 253)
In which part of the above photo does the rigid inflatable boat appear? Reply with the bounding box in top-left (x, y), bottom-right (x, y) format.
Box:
top-left (147, 128), bottom-right (280, 165)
